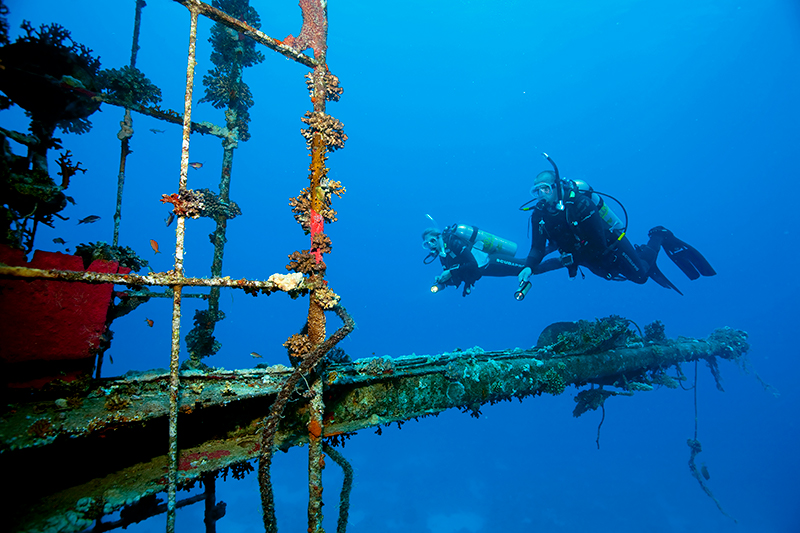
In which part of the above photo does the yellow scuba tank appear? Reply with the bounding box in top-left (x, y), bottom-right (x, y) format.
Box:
top-left (572, 179), bottom-right (624, 233)
top-left (453, 224), bottom-right (518, 257)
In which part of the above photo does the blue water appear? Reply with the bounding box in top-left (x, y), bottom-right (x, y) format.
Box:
top-left (2, 1), bottom-right (799, 531)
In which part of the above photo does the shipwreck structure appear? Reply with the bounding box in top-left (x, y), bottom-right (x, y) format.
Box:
top-left (0, 1), bottom-right (753, 532)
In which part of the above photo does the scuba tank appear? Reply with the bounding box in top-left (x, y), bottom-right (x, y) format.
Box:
top-left (452, 224), bottom-right (518, 257)
top-left (571, 179), bottom-right (625, 234)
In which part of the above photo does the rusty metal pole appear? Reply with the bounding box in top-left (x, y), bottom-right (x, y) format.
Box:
top-left (167, 5), bottom-right (199, 532)
top-left (112, 0), bottom-right (146, 247)
top-left (307, 4), bottom-right (329, 526)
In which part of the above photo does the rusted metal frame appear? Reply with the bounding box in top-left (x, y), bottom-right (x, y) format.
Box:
top-left (259, 305), bottom-right (354, 532)
top-left (322, 443), bottom-right (353, 533)
top-left (112, 0), bottom-right (146, 247)
top-left (0, 264), bottom-right (306, 292)
top-left (171, 0), bottom-right (321, 68)
top-left (7, 328), bottom-right (747, 533)
top-left (98, 94), bottom-right (226, 137)
top-left (166, 5), bottom-right (200, 531)
top-left (306, 6), bottom-right (330, 526)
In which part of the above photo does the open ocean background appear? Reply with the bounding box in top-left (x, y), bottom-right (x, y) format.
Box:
top-left (2, 1), bottom-right (799, 531)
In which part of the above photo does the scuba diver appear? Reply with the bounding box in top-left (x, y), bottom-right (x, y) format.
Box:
top-left (516, 153), bottom-right (716, 298)
top-left (423, 220), bottom-right (562, 296)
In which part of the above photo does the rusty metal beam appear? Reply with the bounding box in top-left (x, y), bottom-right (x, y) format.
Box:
top-left (172, 0), bottom-right (321, 68)
top-left (2, 327), bottom-right (748, 532)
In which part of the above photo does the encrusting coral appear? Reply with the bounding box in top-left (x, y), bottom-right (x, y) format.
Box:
top-left (287, 249), bottom-right (325, 276)
top-left (288, 180), bottom-right (345, 232)
top-left (282, 0), bottom-right (327, 59)
top-left (284, 332), bottom-right (312, 361)
top-left (160, 188), bottom-right (241, 220)
top-left (301, 111), bottom-right (346, 152)
top-left (305, 69), bottom-right (343, 102)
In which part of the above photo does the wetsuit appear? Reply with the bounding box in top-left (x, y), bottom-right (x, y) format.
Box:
top-left (524, 186), bottom-right (652, 284)
top-left (439, 226), bottom-right (563, 295)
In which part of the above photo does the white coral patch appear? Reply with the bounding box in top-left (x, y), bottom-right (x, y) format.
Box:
top-left (268, 272), bottom-right (305, 291)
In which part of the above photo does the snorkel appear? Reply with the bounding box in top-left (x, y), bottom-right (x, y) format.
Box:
top-left (422, 214), bottom-right (446, 264)
top-left (542, 152), bottom-right (564, 211)
top-left (518, 153), bottom-right (563, 212)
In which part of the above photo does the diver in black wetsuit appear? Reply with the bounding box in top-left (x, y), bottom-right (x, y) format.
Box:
top-left (423, 223), bottom-right (562, 297)
top-left (516, 154), bottom-right (716, 297)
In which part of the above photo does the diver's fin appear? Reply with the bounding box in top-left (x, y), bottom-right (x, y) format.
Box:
top-left (662, 237), bottom-right (716, 280)
top-left (649, 226), bottom-right (717, 280)
top-left (648, 262), bottom-right (684, 295)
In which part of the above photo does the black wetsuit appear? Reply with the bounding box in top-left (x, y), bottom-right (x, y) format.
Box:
top-left (524, 186), bottom-right (651, 284)
top-left (439, 226), bottom-right (562, 295)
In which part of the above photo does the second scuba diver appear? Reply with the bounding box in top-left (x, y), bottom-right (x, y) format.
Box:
top-left (517, 153), bottom-right (716, 298)
top-left (423, 222), bottom-right (563, 297)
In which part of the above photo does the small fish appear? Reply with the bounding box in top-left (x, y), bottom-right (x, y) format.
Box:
top-left (60, 75), bottom-right (86, 89)
top-left (150, 239), bottom-right (161, 254)
top-left (188, 162), bottom-right (203, 170)
top-left (150, 128), bottom-right (165, 134)
top-left (145, 318), bottom-right (154, 327)
top-left (250, 352), bottom-right (262, 358)
top-left (701, 465), bottom-right (710, 480)
top-left (65, 195), bottom-right (76, 205)
top-left (77, 215), bottom-right (101, 225)
top-left (53, 238), bottom-right (67, 245)
top-left (165, 212), bottom-right (175, 227)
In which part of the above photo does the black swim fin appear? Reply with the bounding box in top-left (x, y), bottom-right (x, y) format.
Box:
top-left (648, 262), bottom-right (684, 295)
top-left (649, 226), bottom-right (717, 280)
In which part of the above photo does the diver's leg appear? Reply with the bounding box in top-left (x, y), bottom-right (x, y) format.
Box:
top-left (483, 256), bottom-right (564, 277)
top-left (612, 237), bottom-right (651, 284)
top-left (482, 257), bottom-right (525, 277)
top-left (648, 226), bottom-right (716, 279)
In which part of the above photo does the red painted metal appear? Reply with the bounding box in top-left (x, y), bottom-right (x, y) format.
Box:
top-left (0, 245), bottom-right (129, 388)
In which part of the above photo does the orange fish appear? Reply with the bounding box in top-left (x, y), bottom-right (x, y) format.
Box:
top-left (188, 162), bottom-right (203, 170)
top-left (145, 318), bottom-right (154, 327)
top-left (150, 239), bottom-right (161, 254)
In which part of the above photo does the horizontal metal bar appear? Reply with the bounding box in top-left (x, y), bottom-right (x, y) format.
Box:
top-left (172, 0), bottom-right (320, 69)
top-left (0, 265), bottom-right (307, 293)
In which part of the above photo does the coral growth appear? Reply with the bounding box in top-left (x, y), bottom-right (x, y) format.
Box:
top-left (27, 418), bottom-right (53, 438)
top-left (552, 315), bottom-right (637, 355)
top-left (98, 66), bottom-right (162, 108)
top-left (0, 21), bottom-right (102, 129)
top-left (644, 320), bottom-right (666, 342)
top-left (73, 242), bottom-right (149, 272)
top-left (288, 180), bottom-right (345, 232)
top-left (161, 188), bottom-right (241, 220)
top-left (301, 111), bottom-right (347, 152)
top-left (198, 0), bottom-right (265, 141)
top-left (56, 150), bottom-right (87, 188)
top-left (287, 249), bottom-right (325, 276)
top-left (305, 69), bottom-right (343, 102)
top-left (283, 0), bottom-right (327, 58)
top-left (267, 272), bottom-right (304, 292)
top-left (313, 285), bottom-right (340, 310)
top-left (326, 346), bottom-right (351, 364)
top-left (540, 368), bottom-right (566, 395)
top-left (284, 332), bottom-right (312, 361)
top-left (185, 309), bottom-right (226, 360)
top-left (104, 392), bottom-right (131, 411)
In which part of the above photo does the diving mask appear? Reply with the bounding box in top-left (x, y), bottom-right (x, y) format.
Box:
top-left (530, 183), bottom-right (552, 199)
top-left (422, 234), bottom-right (445, 257)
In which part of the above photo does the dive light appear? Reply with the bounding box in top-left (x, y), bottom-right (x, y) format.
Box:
top-left (514, 280), bottom-right (532, 301)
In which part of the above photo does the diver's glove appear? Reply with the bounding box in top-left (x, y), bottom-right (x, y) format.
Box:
top-left (518, 267), bottom-right (532, 284)
top-left (435, 269), bottom-right (454, 286)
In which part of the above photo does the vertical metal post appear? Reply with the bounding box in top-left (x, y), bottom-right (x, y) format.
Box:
top-left (113, 0), bottom-right (146, 247)
top-left (167, 6), bottom-right (199, 532)
top-left (307, 7), bottom-right (329, 526)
